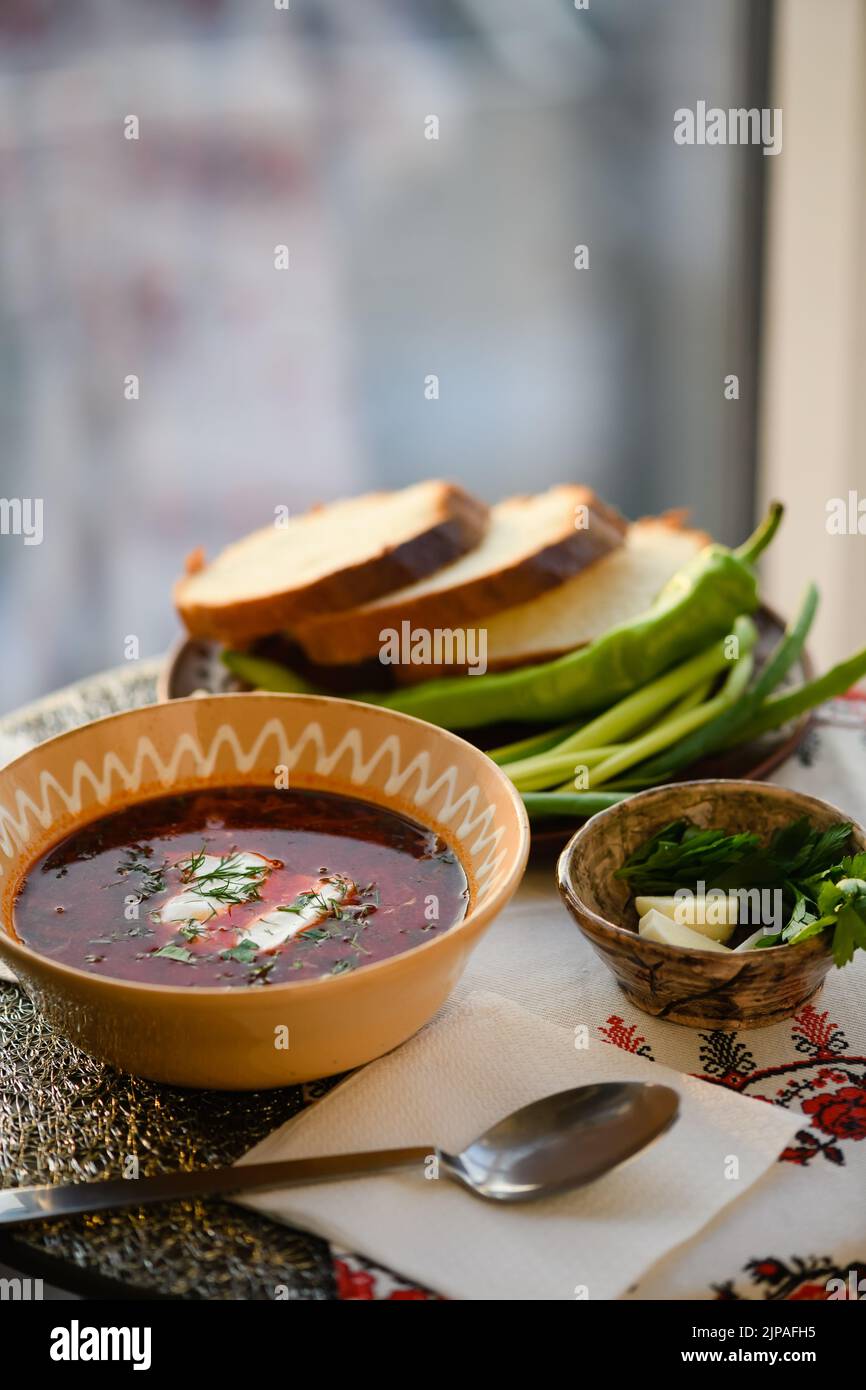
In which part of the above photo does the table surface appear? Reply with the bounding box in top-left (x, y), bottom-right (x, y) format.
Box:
top-left (1, 663), bottom-right (864, 1301)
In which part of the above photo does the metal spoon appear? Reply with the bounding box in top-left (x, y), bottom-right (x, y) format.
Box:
top-left (0, 1082), bottom-right (678, 1227)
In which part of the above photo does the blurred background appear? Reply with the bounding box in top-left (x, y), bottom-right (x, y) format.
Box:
top-left (0, 0), bottom-right (862, 713)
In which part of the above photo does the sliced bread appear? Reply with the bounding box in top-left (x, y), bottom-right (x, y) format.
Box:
top-left (390, 512), bottom-right (711, 682)
top-left (175, 480), bottom-right (488, 644)
top-left (290, 485), bottom-right (627, 667)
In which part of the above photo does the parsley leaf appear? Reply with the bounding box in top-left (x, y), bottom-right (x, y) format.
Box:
top-left (153, 944), bottom-right (194, 963)
top-left (220, 940), bottom-right (259, 964)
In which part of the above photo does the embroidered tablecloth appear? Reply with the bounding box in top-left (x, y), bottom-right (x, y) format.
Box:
top-left (0, 665), bottom-right (864, 1301)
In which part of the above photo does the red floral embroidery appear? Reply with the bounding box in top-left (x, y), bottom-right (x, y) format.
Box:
top-left (779, 1142), bottom-right (814, 1167)
top-left (791, 1006), bottom-right (847, 1060)
top-left (695, 1009), bottom-right (866, 1167)
top-left (333, 1253), bottom-right (440, 1300)
top-left (598, 1015), bottom-right (654, 1059)
top-left (334, 1259), bottom-right (376, 1300)
top-left (802, 1085), bottom-right (866, 1142)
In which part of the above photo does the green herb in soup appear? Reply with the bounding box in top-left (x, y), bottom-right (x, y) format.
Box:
top-left (13, 788), bottom-right (469, 987)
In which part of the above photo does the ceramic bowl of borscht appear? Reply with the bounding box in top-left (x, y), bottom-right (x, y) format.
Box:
top-left (0, 693), bottom-right (529, 1088)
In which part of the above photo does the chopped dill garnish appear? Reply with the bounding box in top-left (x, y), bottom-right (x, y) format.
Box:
top-left (300, 927), bottom-right (330, 943)
top-left (179, 920), bottom-right (207, 941)
top-left (246, 959), bottom-right (277, 985)
top-left (176, 847), bottom-right (271, 908)
top-left (114, 845), bottom-right (168, 900)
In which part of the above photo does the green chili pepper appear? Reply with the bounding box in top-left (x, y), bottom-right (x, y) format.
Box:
top-left (360, 537), bottom-right (762, 730)
top-left (221, 651), bottom-right (321, 694)
top-left (734, 499), bottom-right (783, 565)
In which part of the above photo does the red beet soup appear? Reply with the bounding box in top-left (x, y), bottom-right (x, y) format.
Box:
top-left (13, 787), bottom-right (469, 988)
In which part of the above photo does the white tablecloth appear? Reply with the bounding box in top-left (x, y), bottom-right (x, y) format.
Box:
top-left (2, 671), bottom-right (864, 1301)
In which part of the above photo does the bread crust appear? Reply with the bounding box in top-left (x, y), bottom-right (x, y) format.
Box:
top-left (388, 510), bottom-right (712, 683)
top-left (175, 483), bottom-right (489, 644)
top-left (293, 487), bottom-right (626, 666)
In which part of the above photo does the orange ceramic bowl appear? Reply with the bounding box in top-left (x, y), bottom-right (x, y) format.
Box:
top-left (0, 693), bottom-right (529, 1089)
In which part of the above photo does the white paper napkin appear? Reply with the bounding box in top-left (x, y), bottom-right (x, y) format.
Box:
top-left (237, 990), bottom-right (801, 1300)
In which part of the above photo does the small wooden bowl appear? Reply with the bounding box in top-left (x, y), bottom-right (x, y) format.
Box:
top-left (557, 780), bottom-right (866, 1030)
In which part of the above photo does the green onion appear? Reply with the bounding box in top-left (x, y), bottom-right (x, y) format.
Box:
top-left (667, 675), bottom-right (716, 717)
top-left (627, 581), bottom-right (819, 785)
top-left (553, 617), bottom-right (756, 754)
top-left (724, 645), bottom-right (866, 746)
top-left (521, 791), bottom-right (628, 823)
top-left (502, 616), bottom-right (757, 792)
top-left (486, 722), bottom-right (578, 766)
top-left (563, 648), bottom-right (755, 790)
top-left (505, 745), bottom-right (625, 794)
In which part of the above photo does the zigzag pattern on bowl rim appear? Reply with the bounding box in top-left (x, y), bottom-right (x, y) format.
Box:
top-left (0, 717), bottom-right (509, 897)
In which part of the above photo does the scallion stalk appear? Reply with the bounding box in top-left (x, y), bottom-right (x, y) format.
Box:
top-left (501, 616), bottom-right (757, 790)
top-left (723, 645), bottom-right (866, 746)
top-left (521, 791), bottom-right (629, 823)
top-left (486, 721), bottom-right (578, 766)
top-left (666, 675), bottom-right (716, 717)
top-left (506, 745), bottom-right (625, 793)
top-left (581, 649), bottom-right (755, 788)
top-left (627, 581), bottom-right (819, 785)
